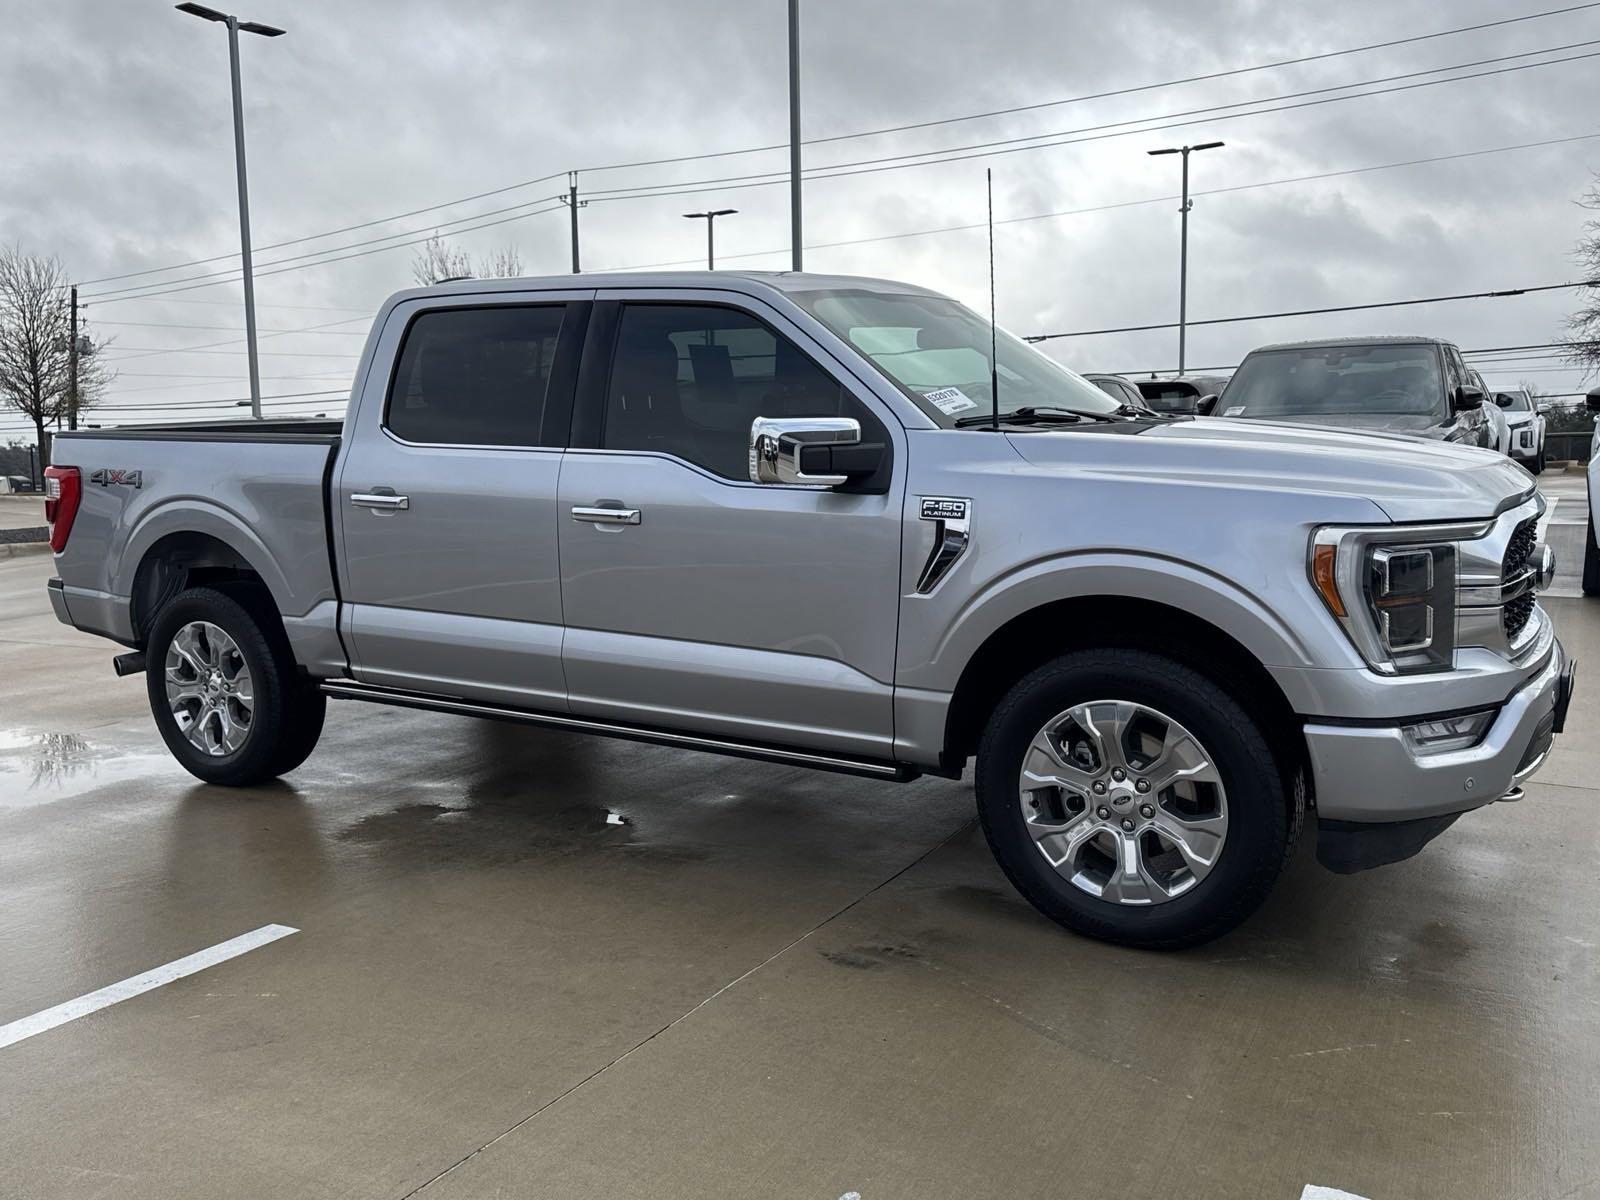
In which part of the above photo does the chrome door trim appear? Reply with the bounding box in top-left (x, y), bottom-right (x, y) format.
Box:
top-left (320, 679), bottom-right (919, 781)
top-left (571, 505), bottom-right (642, 525)
top-left (351, 492), bottom-right (410, 511)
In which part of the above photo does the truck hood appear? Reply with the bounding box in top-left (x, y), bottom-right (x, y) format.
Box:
top-left (1007, 416), bottom-right (1533, 524)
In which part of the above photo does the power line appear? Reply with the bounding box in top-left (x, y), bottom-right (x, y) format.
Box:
top-left (82, 200), bottom-right (566, 305)
top-left (90, 318), bottom-right (367, 334)
top-left (577, 2), bottom-right (1600, 174)
top-left (1026, 281), bottom-right (1599, 342)
top-left (77, 170), bottom-right (569, 286)
top-left (99, 44), bottom-right (1597, 310)
top-left (99, 346), bottom-right (361, 358)
top-left (1106, 342), bottom-right (1582, 375)
top-left (598, 132), bottom-right (1600, 272)
top-left (580, 44), bottom-right (1600, 205)
top-left (74, 5), bottom-right (1598, 295)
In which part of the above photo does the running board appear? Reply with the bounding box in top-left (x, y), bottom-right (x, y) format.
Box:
top-left (319, 680), bottom-right (919, 782)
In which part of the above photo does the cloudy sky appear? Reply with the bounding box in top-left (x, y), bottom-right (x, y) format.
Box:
top-left (2, 0), bottom-right (1598, 434)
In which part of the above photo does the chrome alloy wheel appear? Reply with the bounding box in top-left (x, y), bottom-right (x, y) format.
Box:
top-left (165, 621), bottom-right (254, 757)
top-left (1018, 700), bottom-right (1229, 905)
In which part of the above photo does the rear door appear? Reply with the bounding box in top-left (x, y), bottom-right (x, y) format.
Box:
top-left (555, 291), bottom-right (905, 759)
top-left (336, 290), bottom-right (590, 708)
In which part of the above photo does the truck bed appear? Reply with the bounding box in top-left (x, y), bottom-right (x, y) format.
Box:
top-left (48, 421), bottom-right (345, 675)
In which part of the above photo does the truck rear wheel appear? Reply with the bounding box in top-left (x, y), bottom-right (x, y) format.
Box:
top-left (145, 586), bottom-right (325, 786)
top-left (974, 648), bottom-right (1297, 949)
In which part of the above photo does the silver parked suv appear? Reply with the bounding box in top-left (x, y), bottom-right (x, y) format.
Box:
top-left (43, 272), bottom-right (1575, 947)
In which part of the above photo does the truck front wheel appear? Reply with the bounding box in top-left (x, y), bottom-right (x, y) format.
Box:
top-left (975, 649), bottom-right (1298, 949)
top-left (145, 586), bottom-right (325, 786)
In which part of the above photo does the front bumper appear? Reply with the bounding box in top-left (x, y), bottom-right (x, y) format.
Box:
top-left (1304, 636), bottom-right (1570, 825)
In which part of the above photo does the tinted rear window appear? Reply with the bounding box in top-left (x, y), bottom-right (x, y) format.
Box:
top-left (387, 305), bottom-right (567, 446)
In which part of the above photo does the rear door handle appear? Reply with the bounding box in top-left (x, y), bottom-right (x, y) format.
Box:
top-left (351, 492), bottom-right (410, 511)
top-left (571, 505), bottom-right (641, 525)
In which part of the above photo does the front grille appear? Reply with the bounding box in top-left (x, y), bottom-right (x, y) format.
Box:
top-left (1502, 516), bottom-right (1538, 640)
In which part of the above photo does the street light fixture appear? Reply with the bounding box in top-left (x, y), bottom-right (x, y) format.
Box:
top-left (683, 209), bottom-right (738, 270)
top-left (1147, 140), bottom-right (1224, 374)
top-left (176, 3), bottom-right (284, 420)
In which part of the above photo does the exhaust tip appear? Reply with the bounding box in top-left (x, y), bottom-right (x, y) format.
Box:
top-left (112, 651), bottom-right (146, 678)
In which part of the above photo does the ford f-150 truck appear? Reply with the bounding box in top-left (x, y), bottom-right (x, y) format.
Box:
top-left (43, 272), bottom-right (1576, 948)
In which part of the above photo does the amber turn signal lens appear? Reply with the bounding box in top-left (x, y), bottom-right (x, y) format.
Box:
top-left (1312, 543), bottom-right (1345, 618)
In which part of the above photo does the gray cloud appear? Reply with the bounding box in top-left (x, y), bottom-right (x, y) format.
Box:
top-left (1, 0), bottom-right (1596, 431)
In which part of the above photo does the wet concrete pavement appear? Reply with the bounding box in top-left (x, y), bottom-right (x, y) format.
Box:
top-left (2, 547), bottom-right (1598, 1200)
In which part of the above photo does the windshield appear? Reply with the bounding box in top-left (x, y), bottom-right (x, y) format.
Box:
top-left (790, 289), bottom-right (1122, 426)
top-left (1496, 390), bottom-right (1532, 411)
top-left (1221, 344), bottom-right (1445, 419)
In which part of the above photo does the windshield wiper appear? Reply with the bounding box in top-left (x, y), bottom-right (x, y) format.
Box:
top-left (954, 406), bottom-right (1120, 427)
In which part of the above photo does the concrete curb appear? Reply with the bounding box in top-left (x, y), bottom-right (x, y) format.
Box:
top-left (1, 540), bottom-right (50, 558)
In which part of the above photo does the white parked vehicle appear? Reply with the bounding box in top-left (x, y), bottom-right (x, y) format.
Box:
top-left (1493, 388), bottom-right (1548, 474)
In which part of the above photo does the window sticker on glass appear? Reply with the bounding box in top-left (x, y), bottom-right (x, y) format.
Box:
top-left (923, 386), bottom-right (979, 415)
top-left (1223, 405), bottom-right (1246, 416)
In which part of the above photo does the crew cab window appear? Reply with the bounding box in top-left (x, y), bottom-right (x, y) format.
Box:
top-left (387, 305), bottom-right (567, 446)
top-left (602, 303), bottom-right (864, 480)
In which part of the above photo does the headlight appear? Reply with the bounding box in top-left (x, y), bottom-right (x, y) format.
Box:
top-left (1310, 524), bottom-right (1479, 674)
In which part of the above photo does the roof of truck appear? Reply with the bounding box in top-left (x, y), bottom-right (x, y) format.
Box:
top-left (388, 270), bottom-right (948, 307)
top-left (1248, 335), bottom-right (1450, 353)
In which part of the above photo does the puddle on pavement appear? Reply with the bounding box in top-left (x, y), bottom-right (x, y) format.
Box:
top-left (0, 728), bottom-right (178, 809)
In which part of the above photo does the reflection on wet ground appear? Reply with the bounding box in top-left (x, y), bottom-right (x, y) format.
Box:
top-left (0, 727), bottom-right (178, 808)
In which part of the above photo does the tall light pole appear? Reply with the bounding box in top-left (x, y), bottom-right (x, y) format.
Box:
top-left (176, 3), bottom-right (284, 420)
top-left (1146, 140), bottom-right (1223, 374)
top-left (683, 209), bottom-right (737, 269)
top-left (787, 0), bottom-right (802, 271)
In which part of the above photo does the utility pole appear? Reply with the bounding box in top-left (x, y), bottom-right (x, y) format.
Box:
top-left (67, 285), bottom-right (79, 431)
top-left (563, 171), bottom-right (584, 274)
top-left (176, 4), bottom-right (284, 420)
top-left (683, 209), bottom-right (737, 269)
top-left (1146, 140), bottom-right (1224, 374)
top-left (788, 0), bottom-right (802, 271)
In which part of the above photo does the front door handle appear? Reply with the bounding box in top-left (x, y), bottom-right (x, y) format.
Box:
top-left (571, 505), bottom-right (641, 525)
top-left (352, 492), bottom-right (410, 511)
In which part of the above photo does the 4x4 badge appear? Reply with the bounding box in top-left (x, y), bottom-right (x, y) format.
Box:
top-left (916, 496), bottom-right (972, 594)
top-left (89, 468), bottom-right (142, 489)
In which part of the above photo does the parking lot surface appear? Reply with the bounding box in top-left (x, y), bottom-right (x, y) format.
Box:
top-left (3, 531), bottom-right (1598, 1200)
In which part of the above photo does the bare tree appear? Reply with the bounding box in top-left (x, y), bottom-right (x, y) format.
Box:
top-left (410, 233), bottom-right (523, 285)
top-left (0, 247), bottom-right (114, 466)
top-left (1566, 173), bottom-right (1600, 376)
top-left (411, 233), bottom-right (472, 286)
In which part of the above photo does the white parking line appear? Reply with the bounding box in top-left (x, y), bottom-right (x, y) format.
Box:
top-left (1302, 1187), bottom-right (1373, 1199)
top-left (1537, 498), bottom-right (1559, 543)
top-left (0, 923), bottom-right (298, 1050)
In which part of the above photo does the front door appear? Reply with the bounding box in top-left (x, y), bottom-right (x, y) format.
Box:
top-left (337, 292), bottom-right (589, 709)
top-left (556, 294), bottom-right (904, 759)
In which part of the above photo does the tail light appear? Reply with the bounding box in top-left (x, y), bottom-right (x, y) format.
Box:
top-left (43, 466), bottom-right (81, 553)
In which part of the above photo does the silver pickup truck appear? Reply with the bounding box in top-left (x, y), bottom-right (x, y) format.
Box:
top-left (43, 271), bottom-right (1576, 948)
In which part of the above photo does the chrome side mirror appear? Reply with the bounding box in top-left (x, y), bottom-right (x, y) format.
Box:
top-left (749, 417), bottom-right (860, 487)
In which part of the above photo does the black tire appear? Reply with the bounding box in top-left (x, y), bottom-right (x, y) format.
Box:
top-left (1584, 518), bottom-right (1600, 598)
top-left (145, 585), bottom-right (325, 785)
top-left (974, 649), bottom-right (1298, 950)
top-left (1533, 451), bottom-right (1546, 475)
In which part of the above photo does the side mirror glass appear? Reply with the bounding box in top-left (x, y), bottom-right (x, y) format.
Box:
top-left (1453, 384), bottom-right (1485, 412)
top-left (1195, 393), bottom-right (1220, 415)
top-left (749, 416), bottom-right (861, 487)
top-left (1586, 387), bottom-right (1600, 414)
